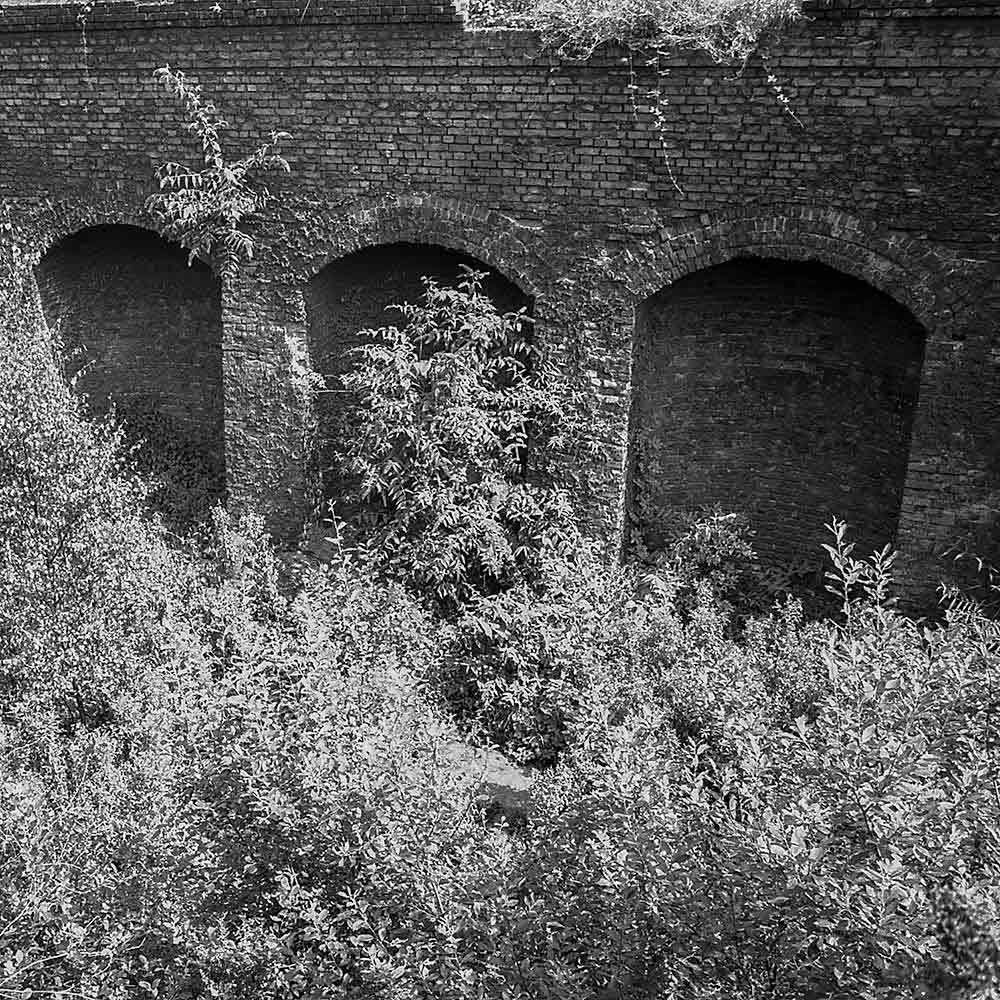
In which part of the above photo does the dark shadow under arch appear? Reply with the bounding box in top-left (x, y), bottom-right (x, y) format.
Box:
top-left (627, 256), bottom-right (928, 571)
top-left (35, 224), bottom-right (226, 525)
top-left (305, 241), bottom-right (533, 511)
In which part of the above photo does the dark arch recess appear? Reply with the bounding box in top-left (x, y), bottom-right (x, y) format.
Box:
top-left (35, 225), bottom-right (226, 525)
top-left (305, 241), bottom-right (533, 511)
top-left (627, 257), bottom-right (928, 571)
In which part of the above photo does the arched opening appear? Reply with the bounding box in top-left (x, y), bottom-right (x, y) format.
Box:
top-left (305, 241), bottom-right (532, 512)
top-left (627, 257), bottom-right (927, 572)
top-left (35, 225), bottom-right (225, 525)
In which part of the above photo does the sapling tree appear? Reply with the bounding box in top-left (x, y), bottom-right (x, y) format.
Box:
top-left (146, 65), bottom-right (291, 280)
top-left (336, 269), bottom-right (580, 612)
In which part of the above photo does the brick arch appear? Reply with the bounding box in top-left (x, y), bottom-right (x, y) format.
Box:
top-left (612, 209), bottom-right (982, 342)
top-left (626, 254), bottom-right (931, 567)
top-left (15, 195), bottom-right (231, 281)
top-left (288, 194), bottom-right (559, 302)
top-left (34, 218), bottom-right (227, 525)
top-left (300, 203), bottom-right (543, 512)
top-left (19, 196), bottom-right (148, 259)
top-left (614, 213), bottom-right (1000, 603)
top-left (38, 211), bottom-right (152, 261)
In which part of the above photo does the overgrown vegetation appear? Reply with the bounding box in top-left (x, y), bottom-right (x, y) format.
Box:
top-left (333, 269), bottom-right (580, 613)
top-left (146, 65), bottom-right (291, 280)
top-left (468, 0), bottom-right (803, 64)
top-left (2, 261), bottom-right (1000, 998)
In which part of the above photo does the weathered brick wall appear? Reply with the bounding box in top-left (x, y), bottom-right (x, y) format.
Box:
top-left (1, 0), bottom-right (998, 600)
top-left (35, 225), bottom-right (226, 500)
top-left (630, 259), bottom-right (926, 568)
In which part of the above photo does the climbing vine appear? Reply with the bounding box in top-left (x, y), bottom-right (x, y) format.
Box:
top-left (469, 0), bottom-right (804, 183)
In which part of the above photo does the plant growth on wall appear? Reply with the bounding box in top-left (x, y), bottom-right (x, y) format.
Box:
top-left (480, 0), bottom-right (803, 63)
top-left (334, 269), bottom-right (582, 612)
top-left (146, 65), bottom-right (291, 280)
top-left (468, 0), bottom-right (804, 184)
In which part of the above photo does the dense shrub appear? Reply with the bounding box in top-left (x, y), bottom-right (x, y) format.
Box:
top-left (2, 268), bottom-right (999, 999)
top-left (419, 542), bottom-right (1000, 998)
top-left (0, 539), bottom-right (484, 997)
top-left (631, 504), bottom-right (761, 613)
top-left (0, 293), bottom-right (476, 993)
top-left (336, 269), bottom-right (580, 612)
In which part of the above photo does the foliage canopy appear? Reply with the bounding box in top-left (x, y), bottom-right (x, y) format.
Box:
top-left (1, 268), bottom-right (999, 999)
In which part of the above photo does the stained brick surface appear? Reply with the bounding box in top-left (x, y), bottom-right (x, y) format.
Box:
top-left (35, 225), bottom-right (225, 483)
top-left (2, 0), bottom-right (998, 599)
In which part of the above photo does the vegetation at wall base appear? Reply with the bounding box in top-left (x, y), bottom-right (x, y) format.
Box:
top-left (2, 266), bottom-right (1000, 999)
top-left (333, 268), bottom-right (583, 615)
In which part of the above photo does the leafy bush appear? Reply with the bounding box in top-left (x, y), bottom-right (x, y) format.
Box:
top-left (441, 546), bottom-right (638, 765)
top-left (439, 527), bottom-right (827, 769)
top-left (0, 305), bottom-right (477, 994)
top-left (0, 543), bottom-right (484, 997)
top-left (2, 266), bottom-right (999, 999)
top-left (440, 537), bottom-right (1000, 998)
top-left (336, 269), bottom-right (580, 612)
top-left (631, 504), bottom-right (761, 614)
top-left (0, 275), bottom-right (177, 737)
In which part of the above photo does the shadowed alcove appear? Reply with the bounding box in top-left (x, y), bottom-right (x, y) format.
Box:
top-left (35, 225), bottom-right (226, 523)
top-left (627, 257), bottom-right (928, 570)
top-left (305, 241), bottom-right (532, 511)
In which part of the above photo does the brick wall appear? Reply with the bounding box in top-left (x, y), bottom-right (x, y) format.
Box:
top-left (2, 0), bottom-right (998, 600)
top-left (630, 258), bottom-right (926, 567)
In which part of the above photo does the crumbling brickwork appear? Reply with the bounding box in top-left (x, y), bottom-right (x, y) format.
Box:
top-left (2, 0), bottom-right (998, 601)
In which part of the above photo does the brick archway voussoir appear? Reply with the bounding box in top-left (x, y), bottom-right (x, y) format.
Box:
top-left (292, 194), bottom-right (559, 302)
top-left (611, 211), bottom-right (975, 343)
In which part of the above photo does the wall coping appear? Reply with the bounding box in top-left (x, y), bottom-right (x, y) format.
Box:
top-left (0, 0), bottom-right (467, 32)
top-left (2, 0), bottom-right (997, 35)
